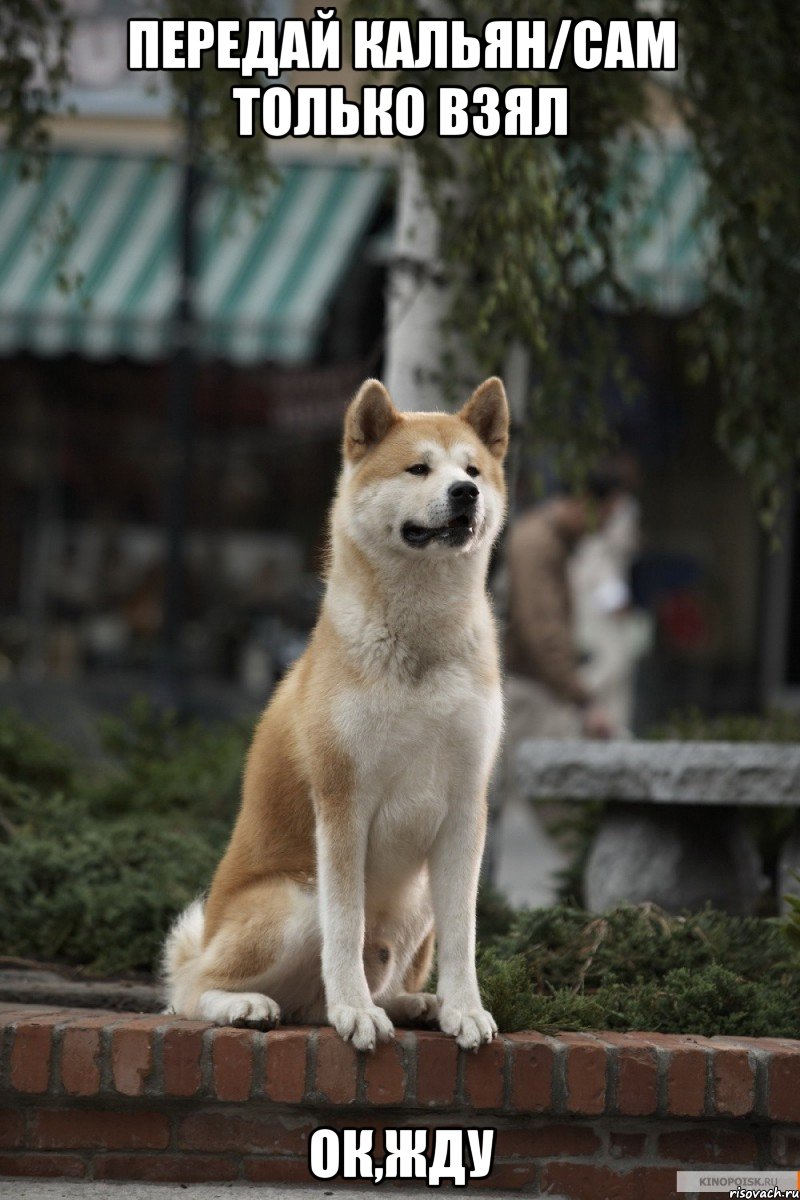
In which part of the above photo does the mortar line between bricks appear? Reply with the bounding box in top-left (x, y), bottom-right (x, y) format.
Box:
top-left (305, 1029), bottom-right (318, 1102)
top-left (251, 1031), bottom-right (266, 1102)
top-left (550, 1039), bottom-right (567, 1115)
top-left (148, 1024), bottom-right (167, 1100)
top-left (355, 1041), bottom-right (366, 1105)
top-left (454, 1043), bottom-right (465, 1108)
top-left (703, 1046), bottom-right (714, 1117)
top-left (501, 1037), bottom-right (512, 1113)
top-left (166, 1087), bottom-right (178, 1151)
top-left (405, 1031), bottom-right (417, 1106)
top-left (752, 1046), bottom-right (770, 1120)
top-left (654, 1046), bottom-right (669, 1116)
top-left (199, 1027), bottom-right (215, 1099)
top-left (756, 1120), bottom-right (772, 1170)
top-left (0, 1023), bottom-right (11, 1091)
top-left (49, 1022), bottom-right (67, 1096)
top-left (605, 1043), bottom-right (619, 1116)
top-left (643, 1122), bottom-right (658, 1165)
top-left (98, 1025), bottom-right (114, 1095)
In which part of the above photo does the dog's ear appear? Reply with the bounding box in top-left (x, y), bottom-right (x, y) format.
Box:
top-left (344, 379), bottom-right (400, 462)
top-left (459, 377), bottom-right (509, 460)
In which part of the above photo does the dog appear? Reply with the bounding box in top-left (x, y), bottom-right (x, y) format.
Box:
top-left (163, 376), bottom-right (509, 1051)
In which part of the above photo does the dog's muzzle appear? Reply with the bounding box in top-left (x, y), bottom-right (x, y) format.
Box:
top-left (401, 482), bottom-right (480, 548)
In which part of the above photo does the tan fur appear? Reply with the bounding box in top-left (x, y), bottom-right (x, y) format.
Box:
top-left (163, 377), bottom-right (509, 1050)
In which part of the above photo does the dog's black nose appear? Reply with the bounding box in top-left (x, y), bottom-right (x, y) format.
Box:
top-left (448, 480), bottom-right (479, 508)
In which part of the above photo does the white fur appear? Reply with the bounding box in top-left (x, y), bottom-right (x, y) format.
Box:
top-left (315, 431), bottom-right (504, 1049)
top-left (163, 398), bottom-right (506, 1052)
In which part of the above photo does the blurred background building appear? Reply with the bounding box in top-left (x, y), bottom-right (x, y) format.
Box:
top-left (0, 0), bottom-right (796, 730)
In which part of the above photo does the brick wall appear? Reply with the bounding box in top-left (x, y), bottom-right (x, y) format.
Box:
top-left (1, 1003), bottom-right (799, 1197)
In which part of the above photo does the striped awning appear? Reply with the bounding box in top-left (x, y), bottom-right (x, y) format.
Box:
top-left (610, 132), bottom-right (712, 313)
top-left (0, 152), bottom-right (388, 364)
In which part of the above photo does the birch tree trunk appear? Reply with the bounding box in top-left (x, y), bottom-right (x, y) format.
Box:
top-left (383, 151), bottom-right (453, 412)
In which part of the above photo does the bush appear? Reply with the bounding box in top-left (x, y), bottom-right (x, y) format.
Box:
top-left (475, 899), bottom-right (800, 1037)
top-left (0, 701), bottom-right (247, 974)
top-left (2, 706), bottom-right (800, 1037)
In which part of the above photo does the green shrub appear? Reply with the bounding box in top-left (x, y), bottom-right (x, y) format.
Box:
top-left (89, 697), bottom-right (248, 820)
top-left (475, 903), bottom-right (800, 1037)
top-left (0, 701), bottom-right (246, 975)
top-left (2, 705), bottom-right (800, 1038)
top-left (648, 706), bottom-right (800, 743)
top-left (0, 707), bottom-right (74, 791)
top-left (0, 811), bottom-right (226, 974)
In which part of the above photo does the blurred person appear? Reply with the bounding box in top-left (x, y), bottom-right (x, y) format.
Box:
top-left (489, 469), bottom-right (628, 908)
top-left (504, 468), bottom-right (628, 743)
top-left (570, 489), bottom-right (653, 733)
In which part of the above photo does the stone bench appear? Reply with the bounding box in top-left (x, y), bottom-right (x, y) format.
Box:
top-left (516, 740), bottom-right (800, 914)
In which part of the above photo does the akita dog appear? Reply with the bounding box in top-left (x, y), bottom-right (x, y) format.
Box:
top-left (163, 376), bottom-right (509, 1051)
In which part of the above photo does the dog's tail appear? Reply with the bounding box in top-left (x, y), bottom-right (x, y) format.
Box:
top-left (161, 898), bottom-right (206, 1014)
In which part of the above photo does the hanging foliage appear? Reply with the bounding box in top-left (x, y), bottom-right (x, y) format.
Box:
top-left (4, 0), bottom-right (799, 515)
top-left (669, 0), bottom-right (800, 527)
top-left (356, 0), bottom-right (800, 517)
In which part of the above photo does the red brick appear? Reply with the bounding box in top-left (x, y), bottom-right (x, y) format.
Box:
top-left (60, 1026), bottom-right (103, 1097)
top-left (636, 1032), bottom-right (711, 1120)
top-left (414, 1032), bottom-right (457, 1106)
top-left (9, 1016), bottom-right (63, 1093)
top-left (496, 1124), bottom-right (601, 1159)
top-left (244, 1156), bottom-right (315, 1184)
top-left (363, 1035), bottom-right (407, 1105)
top-left (463, 1036), bottom-right (505, 1109)
top-left (0, 1107), bottom-right (25, 1148)
top-left (603, 1034), bottom-right (658, 1116)
top-left (658, 1128), bottom-right (758, 1165)
top-left (640, 1166), bottom-right (683, 1200)
top-left (562, 1033), bottom-right (606, 1116)
top-left (211, 1027), bottom-right (254, 1101)
top-left (0, 1152), bottom-right (86, 1178)
top-left (769, 1048), bottom-right (800, 1122)
top-left (161, 1022), bottom-right (207, 1097)
top-left (771, 1130), bottom-right (800, 1166)
top-left (263, 1029), bottom-right (308, 1103)
top-left (609, 1131), bottom-right (648, 1159)
top-left (713, 1048), bottom-right (755, 1117)
top-left (0, 1006), bottom-right (64, 1027)
top-left (31, 1109), bottom-right (169, 1151)
top-left (666, 1044), bottom-right (708, 1117)
top-left (334, 1115), bottom-right (388, 1158)
top-left (508, 1033), bottom-right (555, 1113)
top-left (177, 1111), bottom-right (311, 1156)
top-left (541, 1162), bottom-right (639, 1200)
top-left (314, 1028), bottom-right (358, 1104)
top-left (111, 1024), bottom-right (156, 1096)
top-left (471, 1161), bottom-right (537, 1190)
top-left (95, 1154), bottom-right (239, 1183)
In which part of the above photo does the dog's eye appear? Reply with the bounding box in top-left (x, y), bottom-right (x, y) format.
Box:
top-left (406, 463), bottom-right (430, 476)
top-left (466, 465), bottom-right (480, 478)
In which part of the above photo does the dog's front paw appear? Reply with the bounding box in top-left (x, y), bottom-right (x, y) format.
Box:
top-left (329, 1003), bottom-right (394, 1051)
top-left (438, 1002), bottom-right (497, 1050)
top-left (384, 992), bottom-right (440, 1025)
top-left (199, 990), bottom-right (281, 1029)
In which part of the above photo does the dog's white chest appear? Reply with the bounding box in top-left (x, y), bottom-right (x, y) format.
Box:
top-left (333, 662), bottom-right (501, 886)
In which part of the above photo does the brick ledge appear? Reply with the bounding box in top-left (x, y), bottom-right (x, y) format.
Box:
top-left (2, 1003), bottom-right (799, 1195)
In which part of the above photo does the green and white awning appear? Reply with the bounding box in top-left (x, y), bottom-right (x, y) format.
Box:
top-left (0, 152), bottom-right (388, 363)
top-left (610, 132), bottom-right (712, 313)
